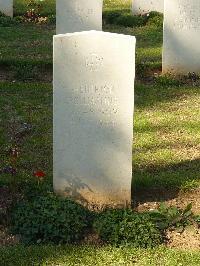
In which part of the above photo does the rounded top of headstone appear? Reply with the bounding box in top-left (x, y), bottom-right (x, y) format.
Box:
top-left (54, 30), bottom-right (136, 43)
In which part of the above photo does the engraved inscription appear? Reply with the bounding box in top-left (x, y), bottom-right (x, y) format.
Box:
top-left (62, 84), bottom-right (119, 128)
top-left (66, 4), bottom-right (94, 23)
top-left (85, 54), bottom-right (104, 71)
top-left (174, 1), bottom-right (200, 30)
top-left (67, 84), bottom-right (118, 116)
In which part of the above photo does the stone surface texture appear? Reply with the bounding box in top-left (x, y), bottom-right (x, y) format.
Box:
top-left (0, 0), bottom-right (13, 17)
top-left (56, 0), bottom-right (102, 34)
top-left (132, 0), bottom-right (163, 15)
top-left (53, 31), bottom-right (136, 208)
top-left (163, 0), bottom-right (200, 74)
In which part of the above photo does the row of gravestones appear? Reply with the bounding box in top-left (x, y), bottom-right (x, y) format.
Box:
top-left (0, 0), bottom-right (164, 18)
top-left (133, 0), bottom-right (200, 74)
top-left (2, 0), bottom-right (199, 208)
top-left (2, 0), bottom-right (200, 74)
top-left (54, 0), bottom-right (200, 208)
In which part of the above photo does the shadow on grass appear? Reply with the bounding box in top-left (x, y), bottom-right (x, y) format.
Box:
top-left (132, 158), bottom-right (200, 205)
top-left (135, 84), bottom-right (200, 109)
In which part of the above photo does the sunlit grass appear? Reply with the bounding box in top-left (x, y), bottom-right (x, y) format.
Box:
top-left (14, 0), bottom-right (131, 15)
top-left (0, 83), bottom-right (199, 191)
top-left (1, 245), bottom-right (200, 266)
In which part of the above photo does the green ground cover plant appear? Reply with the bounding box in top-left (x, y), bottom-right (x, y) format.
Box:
top-left (93, 208), bottom-right (163, 247)
top-left (9, 196), bottom-right (200, 247)
top-left (11, 194), bottom-right (91, 244)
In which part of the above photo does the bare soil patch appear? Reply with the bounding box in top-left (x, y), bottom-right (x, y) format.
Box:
top-left (166, 227), bottom-right (200, 250)
top-left (135, 188), bottom-right (200, 250)
top-left (135, 188), bottom-right (200, 215)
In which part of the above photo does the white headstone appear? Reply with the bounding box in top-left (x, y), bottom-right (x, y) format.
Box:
top-left (56, 0), bottom-right (103, 34)
top-left (53, 31), bottom-right (136, 208)
top-left (132, 0), bottom-right (163, 15)
top-left (0, 0), bottom-right (13, 17)
top-left (163, 0), bottom-right (200, 74)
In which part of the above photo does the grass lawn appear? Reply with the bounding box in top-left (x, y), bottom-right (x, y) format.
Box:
top-left (0, 82), bottom-right (199, 190)
top-left (0, 24), bottom-right (162, 72)
top-left (0, 0), bottom-right (200, 265)
top-left (14, 0), bottom-right (55, 16)
top-left (1, 1), bottom-right (162, 69)
top-left (1, 245), bottom-right (200, 266)
top-left (14, 0), bottom-right (131, 15)
top-left (0, 82), bottom-right (52, 187)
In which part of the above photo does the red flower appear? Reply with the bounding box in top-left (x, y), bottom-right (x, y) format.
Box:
top-left (34, 170), bottom-right (46, 178)
top-left (34, 170), bottom-right (46, 183)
